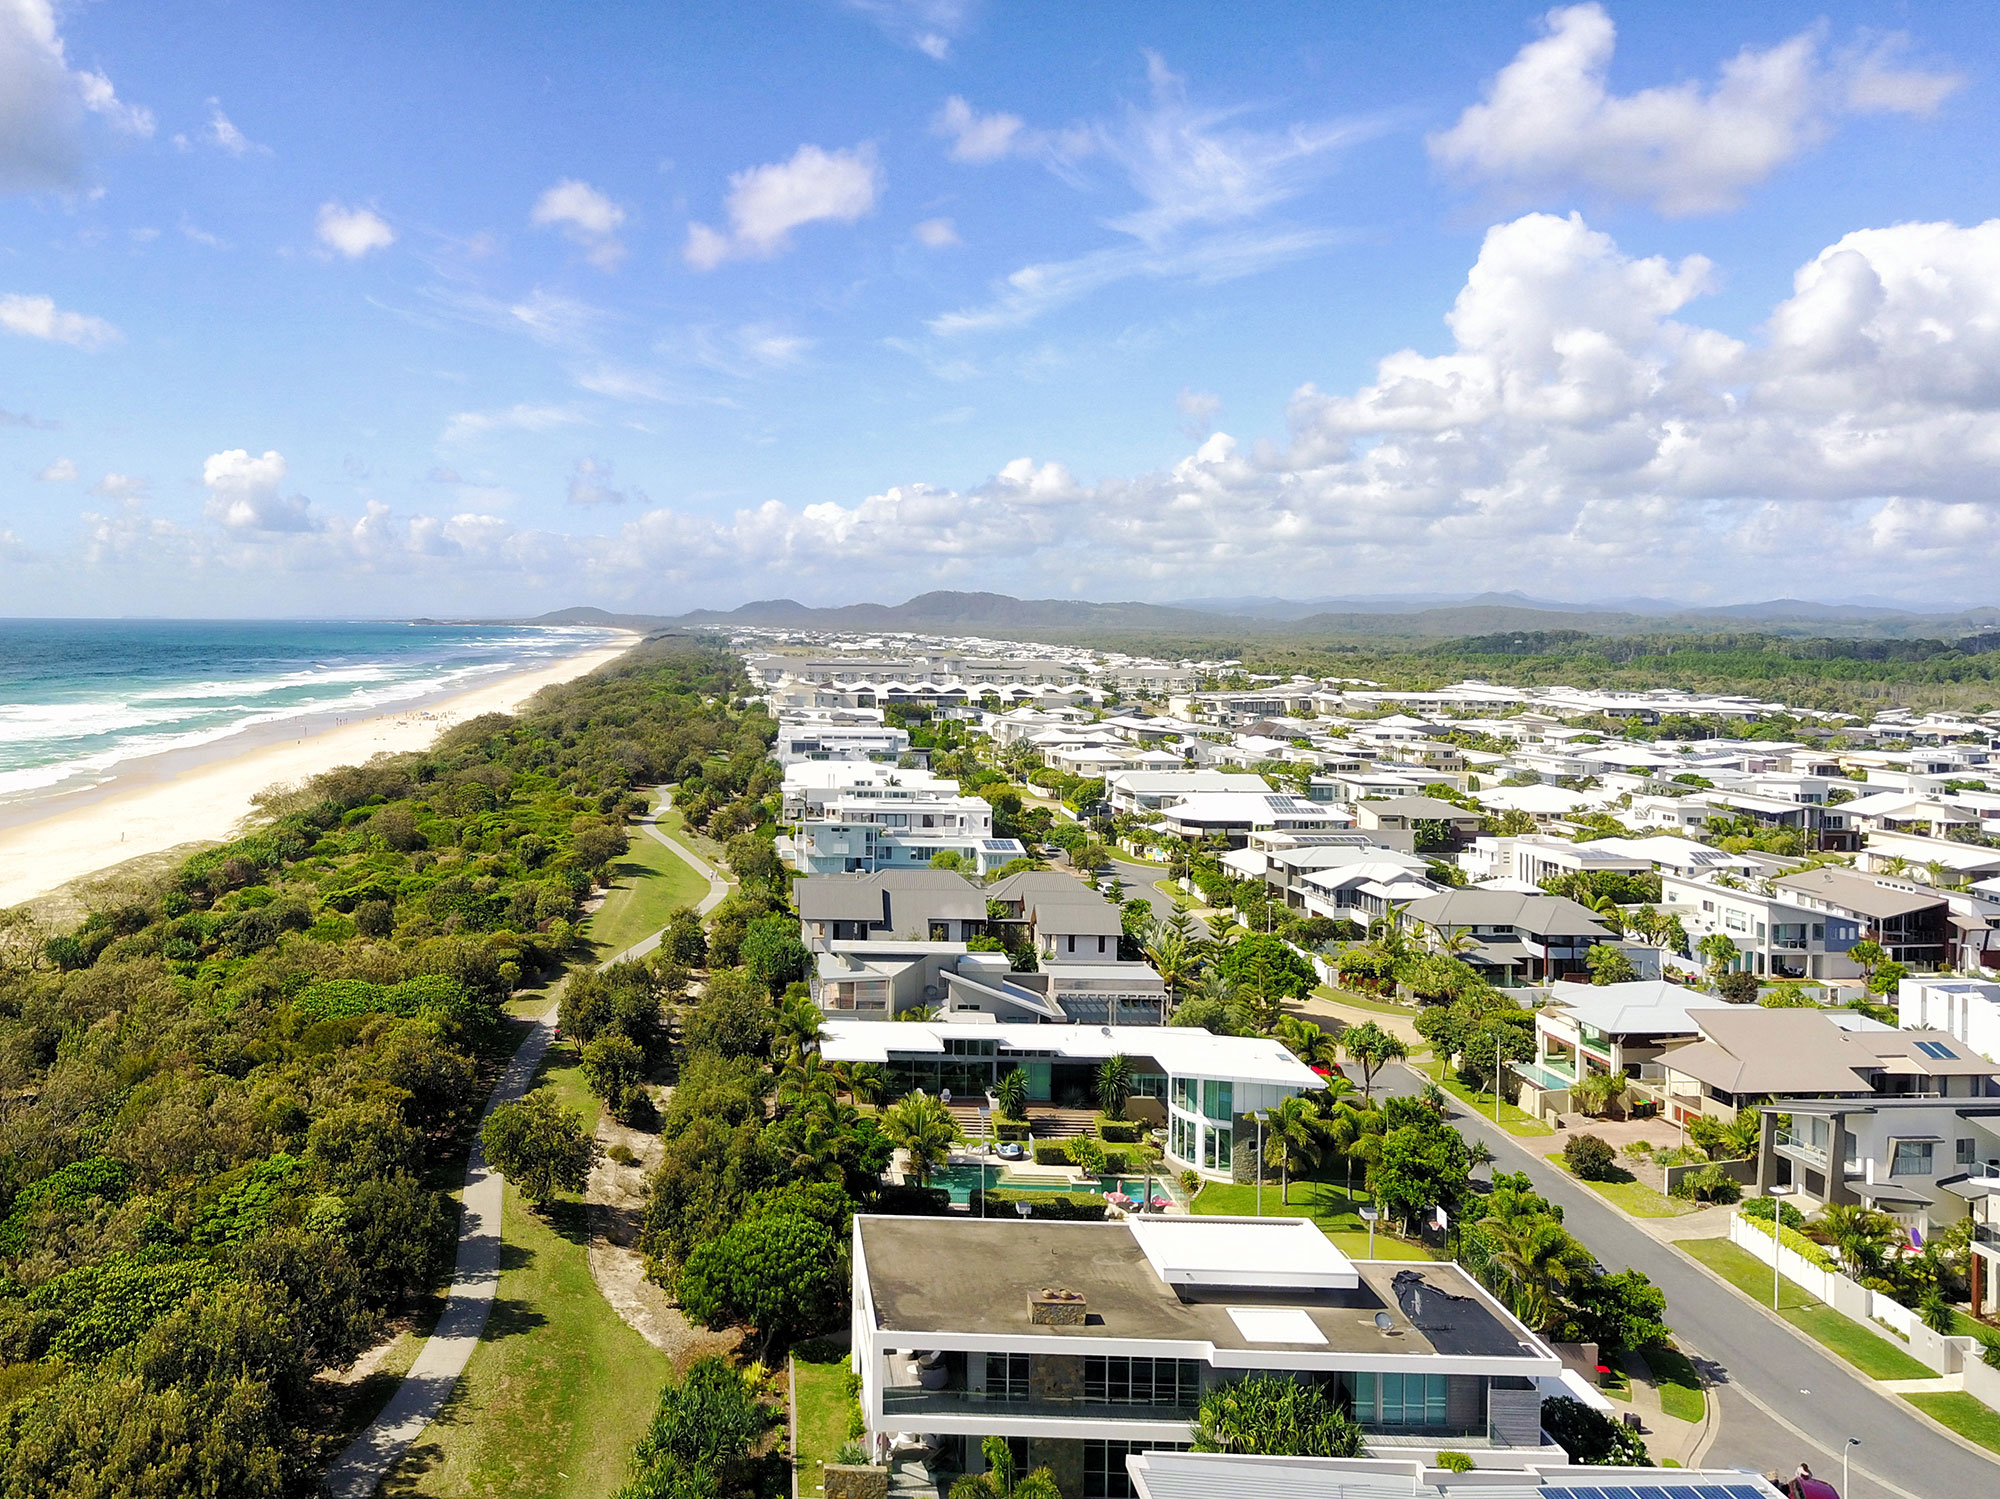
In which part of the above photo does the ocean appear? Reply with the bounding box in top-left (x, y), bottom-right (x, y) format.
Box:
top-left (0, 620), bottom-right (624, 806)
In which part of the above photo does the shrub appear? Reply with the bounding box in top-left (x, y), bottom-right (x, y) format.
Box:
top-left (975, 1191), bottom-right (1106, 1221)
top-left (1065, 1137), bottom-right (1108, 1175)
top-left (994, 1120), bottom-right (1032, 1142)
top-left (1541, 1394), bottom-right (1649, 1466)
top-left (1740, 1195), bottom-right (1806, 1231)
top-left (1564, 1133), bottom-right (1617, 1182)
top-left (1669, 1165), bottom-right (1742, 1204)
top-left (870, 1184), bottom-right (952, 1216)
top-left (1739, 1211), bottom-right (1836, 1270)
top-left (1435, 1452), bottom-right (1475, 1474)
top-left (1095, 1116), bottom-right (1141, 1143)
top-left (1031, 1140), bottom-right (1070, 1166)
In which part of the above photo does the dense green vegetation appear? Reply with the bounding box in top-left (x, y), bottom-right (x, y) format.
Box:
top-left (0, 637), bottom-right (763, 1497)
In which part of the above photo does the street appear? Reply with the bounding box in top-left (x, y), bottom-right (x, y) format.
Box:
top-left (1382, 1060), bottom-right (1999, 1499)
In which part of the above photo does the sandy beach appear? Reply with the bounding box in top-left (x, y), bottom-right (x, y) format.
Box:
top-left (0, 634), bottom-right (638, 911)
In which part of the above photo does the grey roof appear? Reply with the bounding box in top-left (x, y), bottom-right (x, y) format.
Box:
top-left (1668, 1010), bottom-right (1890, 1095)
top-left (1358, 795), bottom-right (1481, 819)
top-left (795, 869), bottom-right (986, 925)
top-left (1403, 890), bottom-right (1612, 938)
top-left (1773, 866), bottom-right (1946, 918)
top-left (986, 869), bottom-right (1124, 934)
top-left (1546, 980), bottom-right (1732, 1036)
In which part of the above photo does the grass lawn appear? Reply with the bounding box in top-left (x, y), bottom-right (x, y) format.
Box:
top-left (792, 1353), bottom-right (859, 1495)
top-left (1642, 1344), bottom-right (1706, 1424)
top-left (1308, 984), bottom-right (1421, 1021)
top-left (1904, 1392), bottom-right (2000, 1457)
top-left (583, 824), bottom-right (709, 962)
top-left (383, 1180), bottom-right (669, 1497)
top-left (1675, 1238), bottom-right (1934, 1382)
top-left (1191, 1178), bottom-right (1436, 1261)
top-left (1547, 1156), bottom-right (1698, 1219)
top-left (1417, 1059), bottom-right (1554, 1137)
top-left (657, 802), bottom-right (732, 877)
top-left (1152, 878), bottom-right (1199, 911)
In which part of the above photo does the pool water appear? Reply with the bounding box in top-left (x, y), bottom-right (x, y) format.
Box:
top-left (930, 1164), bottom-right (1174, 1207)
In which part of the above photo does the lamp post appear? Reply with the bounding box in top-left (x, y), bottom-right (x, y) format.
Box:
top-left (1255, 1113), bottom-right (1265, 1217)
top-left (1844, 1436), bottom-right (1860, 1497)
top-left (1767, 1183), bottom-right (1798, 1311)
top-left (1495, 1031), bottom-right (1505, 1127)
top-left (1360, 1205), bottom-right (1379, 1259)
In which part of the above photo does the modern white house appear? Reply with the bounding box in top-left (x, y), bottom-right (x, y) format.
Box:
top-left (1515, 980), bottom-right (1733, 1115)
top-left (818, 1020), bottom-right (1324, 1179)
top-left (1900, 975), bottom-right (2000, 1064)
top-left (1122, 1452), bottom-right (1783, 1499)
top-left (774, 717), bottom-right (910, 765)
top-left (788, 784), bottom-right (1025, 874)
top-left (1104, 770), bottom-right (1276, 816)
top-left (848, 1215), bottom-right (1570, 1497)
top-left (1657, 870), bottom-right (1862, 982)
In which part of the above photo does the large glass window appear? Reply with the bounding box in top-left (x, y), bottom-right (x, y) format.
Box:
top-left (1083, 1441), bottom-right (1190, 1499)
top-left (1201, 1080), bottom-right (1233, 1121)
top-left (1172, 1077), bottom-right (1196, 1111)
top-left (1200, 1122), bottom-right (1231, 1172)
top-left (1890, 1140), bottom-right (1935, 1177)
top-left (1352, 1372), bottom-right (1448, 1427)
top-left (1084, 1357), bottom-right (1200, 1408)
top-left (984, 1353), bottom-right (1028, 1401)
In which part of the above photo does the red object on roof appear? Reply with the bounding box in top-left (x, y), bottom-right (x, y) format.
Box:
top-left (1791, 1478), bottom-right (1840, 1499)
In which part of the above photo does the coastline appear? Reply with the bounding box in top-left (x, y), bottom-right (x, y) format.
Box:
top-left (0, 633), bottom-right (640, 911)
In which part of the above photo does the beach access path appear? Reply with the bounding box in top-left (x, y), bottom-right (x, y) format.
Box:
top-left (321, 789), bottom-right (726, 1499)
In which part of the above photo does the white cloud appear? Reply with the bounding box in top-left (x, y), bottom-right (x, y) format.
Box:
top-left (203, 449), bottom-right (318, 533)
top-left (930, 55), bottom-right (1379, 331)
top-left (91, 471), bottom-right (147, 500)
top-left (0, 0), bottom-right (150, 191)
top-left (843, 0), bottom-right (972, 60)
top-left (1176, 388), bottom-right (1220, 436)
top-left (567, 456), bottom-right (638, 507)
top-left (684, 143), bottom-right (881, 268)
top-left (0, 292), bottom-right (119, 349)
top-left (441, 403), bottom-right (585, 442)
top-left (914, 216), bottom-right (961, 248)
top-left (36, 456), bottom-right (74, 481)
top-left (1430, 4), bottom-right (1961, 216)
top-left (530, 179), bottom-right (627, 268)
top-left (316, 203), bottom-right (395, 259)
top-left (203, 98), bottom-right (262, 156)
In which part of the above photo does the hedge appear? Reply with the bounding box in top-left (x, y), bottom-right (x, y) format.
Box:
top-left (1095, 1117), bottom-right (1140, 1143)
top-left (870, 1184), bottom-right (951, 1216)
top-left (1740, 1211), bottom-right (1838, 1271)
top-left (975, 1191), bottom-right (1107, 1221)
top-left (294, 973), bottom-right (482, 1026)
top-left (1031, 1140), bottom-right (1132, 1172)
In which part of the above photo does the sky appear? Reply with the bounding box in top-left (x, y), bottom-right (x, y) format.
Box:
top-left (3, 0), bottom-right (2000, 617)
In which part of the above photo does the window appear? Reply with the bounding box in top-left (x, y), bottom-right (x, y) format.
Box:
top-left (1172, 1077), bottom-right (1197, 1112)
top-left (1890, 1140), bottom-right (1935, 1177)
top-left (1084, 1357), bottom-right (1200, 1408)
top-left (1201, 1080), bottom-right (1233, 1122)
top-left (1083, 1441), bottom-right (1190, 1499)
top-left (1959, 1139), bottom-right (1978, 1167)
top-left (1352, 1371), bottom-right (1448, 1427)
top-left (984, 1352), bottom-right (1028, 1402)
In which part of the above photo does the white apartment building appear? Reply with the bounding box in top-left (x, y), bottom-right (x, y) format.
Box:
top-left (849, 1215), bottom-right (1567, 1498)
top-left (782, 762), bottom-right (953, 820)
top-left (1658, 871), bottom-right (1862, 981)
top-left (1901, 975), bottom-right (2000, 1064)
top-left (789, 785), bottom-right (1024, 875)
top-left (774, 717), bottom-right (910, 765)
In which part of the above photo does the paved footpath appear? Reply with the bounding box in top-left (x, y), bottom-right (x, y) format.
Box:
top-left (320, 788), bottom-right (726, 1498)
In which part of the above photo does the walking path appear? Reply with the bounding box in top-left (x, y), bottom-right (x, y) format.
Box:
top-left (320, 786), bottom-right (728, 1497)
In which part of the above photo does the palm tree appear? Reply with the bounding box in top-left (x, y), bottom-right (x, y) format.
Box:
top-left (1322, 1100), bottom-right (1381, 1199)
top-left (994, 1065), bottom-right (1030, 1121)
top-left (882, 1090), bottom-right (958, 1186)
top-left (1880, 855), bottom-right (1911, 878)
top-left (833, 1060), bottom-right (885, 1107)
top-left (1275, 1016), bottom-right (1341, 1072)
top-left (773, 994), bottom-right (822, 1058)
top-left (1480, 1216), bottom-right (1582, 1332)
top-left (1466, 1138), bottom-right (1497, 1176)
top-left (1143, 925), bottom-right (1200, 1009)
top-left (1569, 1070), bottom-right (1625, 1119)
top-left (1260, 1096), bottom-right (1330, 1204)
top-left (776, 1052), bottom-right (838, 1114)
top-left (1096, 1054), bottom-right (1133, 1119)
top-left (1809, 1203), bottom-right (1901, 1280)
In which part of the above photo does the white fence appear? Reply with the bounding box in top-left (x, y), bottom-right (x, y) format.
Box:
top-left (1726, 1213), bottom-right (1980, 1376)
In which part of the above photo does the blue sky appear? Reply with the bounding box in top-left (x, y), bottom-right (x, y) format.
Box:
top-left (3, 1), bottom-right (1998, 615)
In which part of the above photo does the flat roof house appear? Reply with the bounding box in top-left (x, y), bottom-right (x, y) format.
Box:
top-left (849, 1215), bottom-right (1567, 1497)
top-left (1900, 975), bottom-right (2000, 1065)
top-left (819, 1020), bottom-right (1321, 1178)
top-left (1123, 1452), bottom-right (1782, 1499)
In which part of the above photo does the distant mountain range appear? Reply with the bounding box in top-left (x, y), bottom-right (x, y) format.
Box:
top-left (526, 591), bottom-right (2000, 644)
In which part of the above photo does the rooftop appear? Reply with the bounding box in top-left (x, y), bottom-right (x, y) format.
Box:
top-left (1126, 1453), bottom-right (1782, 1499)
top-left (1772, 866), bottom-right (1945, 918)
top-left (796, 869), bottom-right (987, 924)
top-left (818, 1019), bottom-right (1322, 1089)
top-left (855, 1216), bottom-right (1552, 1364)
top-left (1545, 979), bottom-right (1731, 1037)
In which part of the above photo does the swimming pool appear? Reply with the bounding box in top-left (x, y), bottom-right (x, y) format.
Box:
top-left (930, 1164), bottom-right (1175, 1207)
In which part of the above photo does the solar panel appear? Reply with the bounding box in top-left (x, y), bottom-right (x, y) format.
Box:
top-left (1917, 1039), bottom-right (1959, 1059)
top-left (1724, 1488), bottom-right (1769, 1499)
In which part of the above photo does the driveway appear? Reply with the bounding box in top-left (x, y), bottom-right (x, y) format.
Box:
top-left (1383, 1060), bottom-right (1997, 1499)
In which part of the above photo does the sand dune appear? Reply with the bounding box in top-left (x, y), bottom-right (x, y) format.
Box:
top-left (0, 636), bottom-right (637, 911)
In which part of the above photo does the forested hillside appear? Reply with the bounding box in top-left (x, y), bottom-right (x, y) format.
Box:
top-left (0, 637), bottom-right (769, 1497)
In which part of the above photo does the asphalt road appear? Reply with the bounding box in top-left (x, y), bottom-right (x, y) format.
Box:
top-left (1380, 1060), bottom-right (1998, 1498)
top-left (1106, 858), bottom-right (1210, 936)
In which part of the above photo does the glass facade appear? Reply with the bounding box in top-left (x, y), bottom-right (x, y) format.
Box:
top-left (1083, 1441), bottom-right (1190, 1499)
top-left (1083, 1357), bottom-right (1201, 1408)
top-left (1201, 1080), bottom-right (1233, 1120)
top-left (1351, 1371), bottom-right (1450, 1427)
top-left (984, 1352), bottom-right (1028, 1401)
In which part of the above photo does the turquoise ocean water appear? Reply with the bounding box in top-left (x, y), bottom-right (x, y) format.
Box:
top-left (0, 620), bottom-right (622, 805)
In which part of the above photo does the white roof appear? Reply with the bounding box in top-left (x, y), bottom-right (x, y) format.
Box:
top-left (817, 1020), bottom-right (1322, 1088)
top-left (1127, 1216), bottom-right (1359, 1291)
top-left (1547, 980), bottom-right (1732, 1036)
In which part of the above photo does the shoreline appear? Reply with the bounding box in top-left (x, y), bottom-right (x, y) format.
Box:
top-left (0, 633), bottom-right (640, 911)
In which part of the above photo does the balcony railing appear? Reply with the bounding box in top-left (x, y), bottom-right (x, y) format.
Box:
top-left (1774, 1130), bottom-right (1828, 1166)
top-left (880, 1388), bottom-right (1199, 1425)
top-left (1975, 1221), bottom-right (2000, 1250)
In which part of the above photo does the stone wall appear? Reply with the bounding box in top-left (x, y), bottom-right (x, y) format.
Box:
top-left (824, 1465), bottom-right (889, 1499)
top-left (1027, 1437), bottom-right (1085, 1499)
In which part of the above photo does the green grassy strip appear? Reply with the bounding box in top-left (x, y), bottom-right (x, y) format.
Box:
top-left (792, 1355), bottom-right (860, 1494)
top-left (1191, 1178), bottom-right (1436, 1261)
top-left (1675, 1237), bottom-right (1933, 1382)
top-left (1549, 1156), bottom-right (1697, 1218)
top-left (1641, 1343), bottom-right (1706, 1424)
top-left (582, 820), bottom-right (710, 961)
top-left (1417, 1057), bottom-right (1555, 1136)
top-left (1903, 1392), bottom-right (2000, 1457)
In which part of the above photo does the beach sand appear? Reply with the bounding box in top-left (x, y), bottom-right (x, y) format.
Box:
top-left (0, 635), bottom-right (638, 911)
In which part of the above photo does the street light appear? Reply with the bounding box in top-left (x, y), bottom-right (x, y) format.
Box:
top-left (1255, 1113), bottom-right (1265, 1218)
top-left (1844, 1436), bottom-right (1860, 1497)
top-left (1766, 1183), bottom-right (1799, 1311)
top-left (1359, 1205), bottom-right (1379, 1259)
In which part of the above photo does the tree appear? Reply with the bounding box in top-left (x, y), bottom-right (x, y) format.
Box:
top-left (1480, 1214), bottom-right (1588, 1331)
top-left (682, 968), bottom-right (771, 1059)
top-left (616, 1356), bottom-right (774, 1499)
top-left (1371, 1116), bottom-right (1470, 1230)
top-left (1563, 1133), bottom-right (1616, 1181)
top-left (665, 906), bottom-right (709, 967)
top-left (481, 1088), bottom-right (599, 1209)
top-left (1095, 1055), bottom-right (1133, 1119)
top-left (582, 1032), bottom-right (649, 1120)
top-left (1340, 1021), bottom-right (1407, 1099)
top-left (993, 1066), bottom-right (1029, 1121)
top-left (1260, 1097), bottom-right (1328, 1204)
top-left (882, 1091), bottom-right (957, 1186)
top-left (1541, 1394), bottom-right (1649, 1466)
top-left (1810, 1203), bottom-right (1902, 1281)
top-left (1274, 1015), bottom-right (1341, 1072)
top-left (1697, 932), bottom-right (1738, 979)
top-left (1192, 1374), bottom-right (1364, 1457)
top-left (1715, 970), bottom-right (1761, 1004)
top-left (834, 1060), bottom-right (885, 1107)
top-left (949, 1438), bottom-right (1063, 1499)
top-left (1868, 959), bottom-right (1909, 997)
top-left (741, 914), bottom-right (810, 996)
top-left (1143, 925), bottom-right (1201, 1008)
top-left (1568, 1070), bottom-right (1625, 1119)
top-left (1847, 938), bottom-right (1887, 986)
top-left (1585, 944), bottom-right (1638, 986)
top-left (675, 1207), bottom-right (845, 1358)
top-left (1214, 934), bottom-right (1316, 1001)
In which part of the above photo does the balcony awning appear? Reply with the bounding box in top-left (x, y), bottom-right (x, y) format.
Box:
top-left (1858, 1182), bottom-right (1935, 1209)
top-left (1935, 1172), bottom-right (2000, 1200)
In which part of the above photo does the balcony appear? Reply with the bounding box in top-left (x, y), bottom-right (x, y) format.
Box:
top-left (1975, 1220), bottom-right (2000, 1251)
top-left (880, 1388), bottom-right (1199, 1426)
top-left (1774, 1130), bottom-right (1828, 1168)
